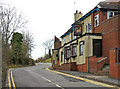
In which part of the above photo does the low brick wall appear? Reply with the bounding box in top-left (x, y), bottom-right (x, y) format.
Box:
top-left (77, 63), bottom-right (87, 72)
top-left (52, 62), bottom-right (77, 71)
top-left (77, 56), bottom-right (107, 73)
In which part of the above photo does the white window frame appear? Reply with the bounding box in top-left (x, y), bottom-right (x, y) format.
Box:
top-left (79, 41), bottom-right (84, 55)
top-left (107, 11), bottom-right (114, 19)
top-left (94, 14), bottom-right (99, 27)
top-left (86, 23), bottom-right (92, 33)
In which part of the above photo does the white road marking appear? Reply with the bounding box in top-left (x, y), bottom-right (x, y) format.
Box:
top-left (41, 76), bottom-right (52, 83)
top-left (56, 84), bottom-right (62, 88)
top-left (41, 76), bottom-right (64, 89)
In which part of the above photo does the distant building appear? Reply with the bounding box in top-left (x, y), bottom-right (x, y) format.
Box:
top-left (52, 1), bottom-right (120, 79)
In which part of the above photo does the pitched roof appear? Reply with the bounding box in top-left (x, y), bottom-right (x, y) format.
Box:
top-left (60, 1), bottom-right (120, 38)
top-left (60, 27), bottom-right (73, 38)
top-left (97, 1), bottom-right (120, 10)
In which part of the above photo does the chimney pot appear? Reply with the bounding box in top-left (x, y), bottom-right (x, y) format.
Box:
top-left (76, 10), bottom-right (78, 13)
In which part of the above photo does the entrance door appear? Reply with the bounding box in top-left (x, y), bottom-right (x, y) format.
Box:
top-left (93, 39), bottom-right (102, 57)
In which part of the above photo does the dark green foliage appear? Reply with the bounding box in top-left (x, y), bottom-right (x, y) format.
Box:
top-left (10, 32), bottom-right (35, 66)
top-left (11, 32), bottom-right (23, 64)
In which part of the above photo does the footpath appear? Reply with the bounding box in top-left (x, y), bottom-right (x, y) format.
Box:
top-left (50, 68), bottom-right (120, 87)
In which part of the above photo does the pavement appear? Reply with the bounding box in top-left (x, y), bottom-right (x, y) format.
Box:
top-left (6, 63), bottom-right (120, 89)
top-left (50, 68), bottom-right (120, 87)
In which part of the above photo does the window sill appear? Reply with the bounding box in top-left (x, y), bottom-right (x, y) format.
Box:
top-left (94, 25), bottom-right (99, 28)
top-left (65, 57), bottom-right (71, 59)
top-left (79, 54), bottom-right (83, 56)
top-left (115, 63), bottom-right (120, 64)
top-left (71, 55), bottom-right (77, 57)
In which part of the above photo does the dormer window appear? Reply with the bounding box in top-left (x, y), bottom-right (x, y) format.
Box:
top-left (94, 14), bottom-right (99, 27)
top-left (107, 11), bottom-right (114, 19)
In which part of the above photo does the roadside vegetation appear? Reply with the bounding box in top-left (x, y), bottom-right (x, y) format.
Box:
top-left (35, 54), bottom-right (51, 63)
top-left (0, 3), bottom-right (35, 87)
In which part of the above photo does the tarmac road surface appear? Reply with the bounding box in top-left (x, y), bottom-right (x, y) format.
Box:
top-left (6, 63), bottom-right (114, 89)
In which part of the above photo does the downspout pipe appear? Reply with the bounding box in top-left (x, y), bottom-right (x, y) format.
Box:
top-left (87, 36), bottom-right (90, 73)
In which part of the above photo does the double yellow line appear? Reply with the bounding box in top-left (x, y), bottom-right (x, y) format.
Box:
top-left (46, 68), bottom-right (120, 89)
top-left (8, 69), bottom-right (16, 89)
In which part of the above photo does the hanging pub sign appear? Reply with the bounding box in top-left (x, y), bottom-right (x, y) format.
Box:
top-left (74, 24), bottom-right (82, 36)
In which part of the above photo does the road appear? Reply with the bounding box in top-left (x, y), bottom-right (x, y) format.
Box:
top-left (6, 63), bottom-right (113, 88)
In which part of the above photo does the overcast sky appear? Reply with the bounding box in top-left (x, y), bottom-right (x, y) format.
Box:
top-left (1, 0), bottom-right (111, 59)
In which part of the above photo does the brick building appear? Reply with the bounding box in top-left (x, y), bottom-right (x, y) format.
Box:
top-left (52, 1), bottom-right (120, 79)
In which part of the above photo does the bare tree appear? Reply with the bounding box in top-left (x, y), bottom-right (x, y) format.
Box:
top-left (43, 39), bottom-right (54, 58)
top-left (0, 4), bottom-right (28, 47)
top-left (22, 30), bottom-right (35, 58)
top-left (0, 3), bottom-right (28, 65)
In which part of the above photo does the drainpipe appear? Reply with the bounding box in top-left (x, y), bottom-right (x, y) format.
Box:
top-left (87, 35), bottom-right (90, 73)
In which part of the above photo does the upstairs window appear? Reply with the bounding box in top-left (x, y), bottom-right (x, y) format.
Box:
top-left (86, 23), bottom-right (92, 33)
top-left (68, 34), bottom-right (71, 42)
top-left (107, 11), bottom-right (114, 19)
top-left (74, 36), bottom-right (76, 40)
top-left (63, 38), bottom-right (66, 45)
top-left (79, 41), bottom-right (84, 55)
top-left (94, 14), bottom-right (99, 27)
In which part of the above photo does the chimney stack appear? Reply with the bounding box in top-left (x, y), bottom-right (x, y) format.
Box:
top-left (74, 10), bottom-right (82, 22)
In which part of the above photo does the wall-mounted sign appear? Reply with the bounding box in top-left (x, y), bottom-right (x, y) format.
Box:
top-left (74, 24), bottom-right (82, 36)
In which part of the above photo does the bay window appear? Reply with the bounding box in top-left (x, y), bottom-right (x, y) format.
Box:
top-left (71, 44), bottom-right (77, 57)
top-left (64, 47), bottom-right (71, 59)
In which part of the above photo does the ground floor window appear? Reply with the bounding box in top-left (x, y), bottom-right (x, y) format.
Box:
top-left (64, 47), bottom-right (71, 58)
top-left (71, 44), bottom-right (77, 57)
top-left (79, 41), bottom-right (84, 55)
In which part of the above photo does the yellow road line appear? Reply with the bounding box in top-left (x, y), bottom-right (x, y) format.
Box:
top-left (8, 69), bottom-right (16, 89)
top-left (10, 69), bottom-right (16, 89)
top-left (8, 69), bottom-right (11, 89)
top-left (46, 68), bottom-right (120, 89)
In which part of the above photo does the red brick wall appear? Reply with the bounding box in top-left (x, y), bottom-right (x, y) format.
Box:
top-left (102, 15), bottom-right (120, 63)
top-left (53, 62), bottom-right (77, 71)
top-left (89, 56), bottom-right (106, 73)
top-left (110, 48), bottom-right (120, 79)
top-left (54, 41), bottom-right (61, 49)
top-left (77, 63), bottom-right (87, 72)
top-left (54, 36), bottom-right (61, 49)
top-left (77, 56), bottom-right (106, 73)
top-left (92, 11), bottom-right (105, 33)
top-left (92, 10), bottom-right (120, 64)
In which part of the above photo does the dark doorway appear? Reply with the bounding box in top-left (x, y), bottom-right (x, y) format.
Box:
top-left (93, 39), bottom-right (102, 57)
